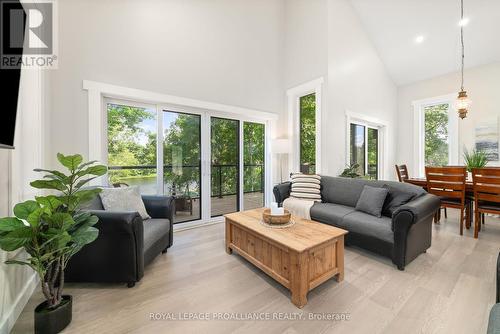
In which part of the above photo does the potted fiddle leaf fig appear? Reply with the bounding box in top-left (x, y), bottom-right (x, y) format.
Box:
top-left (0, 153), bottom-right (107, 334)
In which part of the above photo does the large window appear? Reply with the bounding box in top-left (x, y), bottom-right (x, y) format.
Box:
top-left (349, 123), bottom-right (379, 180)
top-left (413, 96), bottom-right (458, 177)
top-left (424, 104), bottom-right (449, 166)
top-left (299, 93), bottom-right (316, 174)
top-left (107, 103), bottom-right (157, 194)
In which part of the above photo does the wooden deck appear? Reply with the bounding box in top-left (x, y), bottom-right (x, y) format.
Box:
top-left (174, 192), bottom-right (264, 223)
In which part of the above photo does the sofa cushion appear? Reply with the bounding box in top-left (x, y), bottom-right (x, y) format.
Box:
top-left (310, 203), bottom-right (356, 228)
top-left (100, 186), bottom-right (151, 220)
top-left (355, 185), bottom-right (389, 218)
top-left (320, 176), bottom-right (426, 208)
top-left (143, 218), bottom-right (171, 251)
top-left (342, 211), bottom-right (394, 244)
top-left (382, 184), bottom-right (417, 217)
top-left (321, 176), bottom-right (368, 207)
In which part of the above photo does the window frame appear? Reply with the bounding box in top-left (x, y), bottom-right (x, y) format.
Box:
top-left (412, 94), bottom-right (458, 177)
top-left (286, 78), bottom-right (323, 175)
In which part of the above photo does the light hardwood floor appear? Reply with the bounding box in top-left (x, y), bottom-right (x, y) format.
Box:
top-left (12, 210), bottom-right (500, 334)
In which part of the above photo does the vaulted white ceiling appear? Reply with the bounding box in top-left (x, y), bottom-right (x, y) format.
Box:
top-left (349, 0), bottom-right (500, 86)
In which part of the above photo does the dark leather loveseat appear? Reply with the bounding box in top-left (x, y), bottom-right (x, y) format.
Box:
top-left (274, 176), bottom-right (440, 270)
top-left (65, 194), bottom-right (175, 287)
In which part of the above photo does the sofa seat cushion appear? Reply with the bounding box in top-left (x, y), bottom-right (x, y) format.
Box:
top-left (143, 218), bottom-right (171, 251)
top-left (310, 203), bottom-right (356, 228)
top-left (342, 211), bottom-right (394, 244)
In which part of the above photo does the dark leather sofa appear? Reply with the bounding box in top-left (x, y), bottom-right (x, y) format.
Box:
top-left (274, 176), bottom-right (440, 270)
top-left (65, 194), bottom-right (175, 287)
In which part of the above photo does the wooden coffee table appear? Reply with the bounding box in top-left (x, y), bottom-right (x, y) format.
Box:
top-left (224, 208), bottom-right (348, 308)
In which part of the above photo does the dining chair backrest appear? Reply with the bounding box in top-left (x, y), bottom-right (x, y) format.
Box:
top-left (395, 164), bottom-right (409, 182)
top-left (472, 168), bottom-right (500, 205)
top-left (425, 166), bottom-right (467, 204)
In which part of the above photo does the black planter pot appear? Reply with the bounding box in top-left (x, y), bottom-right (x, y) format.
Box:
top-left (34, 295), bottom-right (72, 334)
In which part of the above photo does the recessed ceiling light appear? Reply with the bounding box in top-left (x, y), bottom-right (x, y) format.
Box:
top-left (415, 35), bottom-right (425, 44)
top-left (459, 17), bottom-right (470, 26)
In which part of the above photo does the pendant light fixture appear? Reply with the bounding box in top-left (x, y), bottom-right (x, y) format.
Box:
top-left (455, 0), bottom-right (471, 119)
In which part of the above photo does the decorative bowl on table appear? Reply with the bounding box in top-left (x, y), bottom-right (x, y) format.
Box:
top-left (262, 208), bottom-right (291, 225)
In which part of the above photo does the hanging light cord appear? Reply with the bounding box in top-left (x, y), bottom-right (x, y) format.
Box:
top-left (460, 0), bottom-right (465, 91)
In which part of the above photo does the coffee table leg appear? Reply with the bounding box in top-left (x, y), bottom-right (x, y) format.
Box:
top-left (336, 237), bottom-right (344, 282)
top-left (290, 251), bottom-right (308, 308)
top-left (225, 221), bottom-right (232, 255)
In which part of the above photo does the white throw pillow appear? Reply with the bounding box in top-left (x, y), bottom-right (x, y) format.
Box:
top-left (99, 186), bottom-right (151, 220)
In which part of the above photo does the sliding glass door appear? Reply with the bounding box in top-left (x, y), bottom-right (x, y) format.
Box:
top-left (210, 117), bottom-right (240, 217)
top-left (106, 99), bottom-right (267, 224)
top-left (243, 122), bottom-right (265, 210)
top-left (163, 111), bottom-right (201, 222)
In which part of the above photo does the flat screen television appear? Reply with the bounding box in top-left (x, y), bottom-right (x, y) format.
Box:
top-left (0, 0), bottom-right (25, 149)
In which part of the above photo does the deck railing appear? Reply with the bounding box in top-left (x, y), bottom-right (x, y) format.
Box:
top-left (108, 163), bottom-right (264, 198)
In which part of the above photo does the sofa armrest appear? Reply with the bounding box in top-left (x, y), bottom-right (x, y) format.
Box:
top-left (392, 193), bottom-right (440, 230)
top-left (87, 210), bottom-right (143, 235)
top-left (66, 210), bottom-right (144, 283)
top-left (273, 182), bottom-right (291, 206)
top-left (142, 195), bottom-right (175, 248)
top-left (142, 195), bottom-right (175, 221)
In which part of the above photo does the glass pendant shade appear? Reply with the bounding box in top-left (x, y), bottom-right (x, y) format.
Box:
top-left (454, 90), bottom-right (471, 119)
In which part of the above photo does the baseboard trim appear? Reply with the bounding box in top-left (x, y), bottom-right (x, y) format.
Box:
top-left (0, 272), bottom-right (38, 334)
top-left (174, 219), bottom-right (223, 233)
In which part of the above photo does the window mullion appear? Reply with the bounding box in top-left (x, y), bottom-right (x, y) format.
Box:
top-left (156, 106), bottom-right (164, 195)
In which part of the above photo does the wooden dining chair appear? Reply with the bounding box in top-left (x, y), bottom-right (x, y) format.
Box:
top-left (425, 166), bottom-right (469, 235)
top-left (472, 168), bottom-right (500, 238)
top-left (395, 164), bottom-right (409, 182)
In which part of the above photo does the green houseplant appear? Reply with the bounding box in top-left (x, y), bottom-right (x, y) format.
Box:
top-left (0, 153), bottom-right (106, 334)
top-left (463, 147), bottom-right (488, 172)
top-left (339, 163), bottom-right (363, 178)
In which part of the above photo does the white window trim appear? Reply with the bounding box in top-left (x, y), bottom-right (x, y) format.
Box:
top-left (412, 93), bottom-right (458, 177)
top-left (286, 77), bottom-right (323, 175)
top-left (345, 111), bottom-right (388, 180)
top-left (84, 80), bottom-right (276, 225)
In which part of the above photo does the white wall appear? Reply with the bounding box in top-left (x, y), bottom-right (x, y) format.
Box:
top-left (48, 0), bottom-right (285, 166)
top-left (284, 0), bottom-right (398, 179)
top-left (0, 67), bottom-right (47, 334)
top-left (284, 0), bottom-right (328, 91)
top-left (397, 62), bottom-right (500, 173)
top-left (325, 0), bottom-right (397, 178)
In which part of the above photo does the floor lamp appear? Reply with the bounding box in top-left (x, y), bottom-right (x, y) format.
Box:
top-left (271, 138), bottom-right (290, 183)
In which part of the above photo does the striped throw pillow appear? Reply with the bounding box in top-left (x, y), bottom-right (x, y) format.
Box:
top-left (290, 173), bottom-right (322, 201)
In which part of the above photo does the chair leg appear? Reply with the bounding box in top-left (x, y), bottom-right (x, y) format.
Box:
top-left (459, 207), bottom-right (464, 236)
top-left (465, 203), bottom-right (471, 229)
top-left (444, 207), bottom-right (447, 218)
top-left (482, 213), bottom-right (485, 225)
top-left (474, 209), bottom-right (480, 239)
